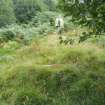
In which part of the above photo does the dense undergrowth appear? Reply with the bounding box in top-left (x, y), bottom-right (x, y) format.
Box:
top-left (0, 34), bottom-right (105, 105)
top-left (1, 0), bottom-right (105, 104)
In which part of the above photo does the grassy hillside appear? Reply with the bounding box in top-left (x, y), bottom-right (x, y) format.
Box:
top-left (0, 33), bottom-right (105, 105)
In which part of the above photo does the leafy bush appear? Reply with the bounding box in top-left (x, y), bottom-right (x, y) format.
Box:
top-left (0, 30), bottom-right (15, 42)
top-left (64, 16), bottom-right (76, 31)
top-left (58, 0), bottom-right (105, 34)
top-left (0, 25), bottom-right (25, 44)
top-left (79, 32), bottom-right (91, 43)
top-left (86, 35), bottom-right (105, 47)
top-left (0, 0), bottom-right (16, 27)
top-left (31, 11), bottom-right (59, 26)
top-left (0, 23), bottom-right (55, 46)
top-left (13, 0), bottom-right (57, 23)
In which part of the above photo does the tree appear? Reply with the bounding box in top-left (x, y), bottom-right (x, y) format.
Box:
top-left (0, 0), bottom-right (16, 27)
top-left (13, 0), bottom-right (56, 23)
top-left (12, 0), bottom-right (41, 23)
top-left (58, 0), bottom-right (105, 34)
top-left (43, 0), bottom-right (57, 11)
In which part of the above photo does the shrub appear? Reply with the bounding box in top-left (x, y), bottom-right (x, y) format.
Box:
top-left (64, 16), bottom-right (76, 32)
top-left (31, 11), bottom-right (59, 27)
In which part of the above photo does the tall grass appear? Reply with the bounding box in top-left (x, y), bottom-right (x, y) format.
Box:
top-left (0, 34), bottom-right (105, 105)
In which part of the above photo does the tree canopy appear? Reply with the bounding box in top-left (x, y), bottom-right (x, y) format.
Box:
top-left (0, 0), bottom-right (57, 26)
top-left (58, 0), bottom-right (105, 34)
top-left (0, 0), bottom-right (16, 27)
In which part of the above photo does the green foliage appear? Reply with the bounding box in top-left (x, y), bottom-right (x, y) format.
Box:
top-left (0, 45), bottom-right (105, 104)
top-left (0, 0), bottom-right (57, 25)
top-left (0, 25), bottom-right (27, 45)
top-left (0, 0), bottom-right (16, 27)
top-left (31, 11), bottom-right (58, 26)
top-left (13, 0), bottom-right (41, 23)
top-left (58, 0), bottom-right (105, 34)
top-left (64, 16), bottom-right (75, 31)
top-left (1, 0), bottom-right (105, 105)
top-left (0, 32), bottom-right (105, 105)
top-left (86, 35), bottom-right (105, 47)
top-left (59, 36), bottom-right (75, 45)
top-left (79, 32), bottom-right (91, 43)
top-left (43, 0), bottom-right (57, 11)
top-left (13, 0), bottom-right (57, 23)
top-left (15, 91), bottom-right (47, 105)
top-left (0, 23), bottom-right (54, 46)
top-left (0, 30), bottom-right (15, 42)
top-left (3, 41), bottom-right (21, 50)
top-left (0, 0), bottom-right (58, 43)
